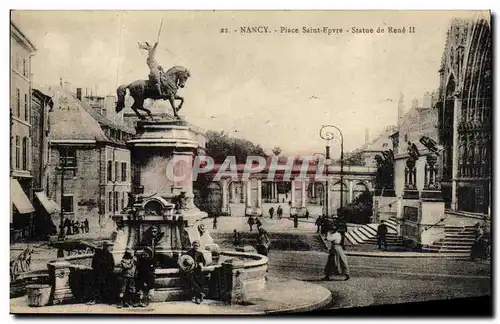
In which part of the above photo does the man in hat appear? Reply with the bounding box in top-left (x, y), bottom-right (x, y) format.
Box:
top-left (87, 241), bottom-right (115, 305)
top-left (181, 241), bottom-right (207, 304)
top-left (135, 247), bottom-right (156, 307)
top-left (117, 247), bottom-right (137, 308)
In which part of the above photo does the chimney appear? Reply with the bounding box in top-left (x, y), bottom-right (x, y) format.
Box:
top-left (76, 88), bottom-right (82, 101)
top-left (412, 99), bottom-right (419, 109)
top-left (397, 93), bottom-right (404, 128)
top-left (365, 128), bottom-right (370, 143)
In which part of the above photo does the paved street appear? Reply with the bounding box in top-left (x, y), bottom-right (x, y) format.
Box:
top-left (266, 250), bottom-right (491, 308)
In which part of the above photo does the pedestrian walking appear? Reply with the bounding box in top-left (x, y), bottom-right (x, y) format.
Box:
top-left (135, 247), bottom-right (155, 307)
top-left (87, 241), bottom-right (115, 305)
top-left (305, 210), bottom-right (310, 219)
top-left (277, 205), bottom-right (283, 219)
top-left (117, 248), bottom-right (137, 308)
top-left (269, 207), bottom-right (274, 219)
top-left (256, 227), bottom-right (271, 257)
top-left (247, 216), bottom-right (255, 231)
top-left (233, 229), bottom-right (241, 246)
top-left (322, 226), bottom-right (350, 281)
top-left (84, 218), bottom-right (90, 233)
top-left (293, 215), bottom-right (299, 228)
top-left (212, 217), bottom-right (218, 230)
top-left (377, 221), bottom-right (388, 250)
top-left (337, 217), bottom-right (347, 249)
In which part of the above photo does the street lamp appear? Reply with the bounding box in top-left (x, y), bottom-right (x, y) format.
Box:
top-left (319, 125), bottom-right (344, 217)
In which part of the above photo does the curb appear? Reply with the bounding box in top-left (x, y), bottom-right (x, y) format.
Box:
top-left (318, 234), bottom-right (470, 259)
top-left (344, 251), bottom-right (469, 259)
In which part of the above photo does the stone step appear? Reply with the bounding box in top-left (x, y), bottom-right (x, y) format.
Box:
top-left (345, 232), bottom-right (359, 245)
top-left (348, 230), bottom-right (366, 244)
top-left (439, 245), bottom-right (472, 251)
top-left (353, 229), bottom-right (371, 241)
top-left (153, 288), bottom-right (189, 302)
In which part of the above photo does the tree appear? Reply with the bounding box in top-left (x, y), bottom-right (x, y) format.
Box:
top-left (205, 130), bottom-right (268, 164)
top-left (272, 146), bottom-right (282, 157)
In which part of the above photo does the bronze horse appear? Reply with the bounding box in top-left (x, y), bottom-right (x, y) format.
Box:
top-left (115, 66), bottom-right (191, 120)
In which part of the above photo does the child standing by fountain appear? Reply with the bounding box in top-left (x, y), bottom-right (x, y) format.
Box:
top-left (117, 248), bottom-right (137, 308)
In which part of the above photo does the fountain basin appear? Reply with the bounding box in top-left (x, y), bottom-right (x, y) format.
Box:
top-left (47, 249), bottom-right (267, 305)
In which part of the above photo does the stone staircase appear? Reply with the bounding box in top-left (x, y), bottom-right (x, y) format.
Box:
top-left (422, 225), bottom-right (476, 253)
top-left (345, 218), bottom-right (403, 246)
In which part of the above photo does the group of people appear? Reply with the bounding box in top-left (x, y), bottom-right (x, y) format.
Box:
top-left (61, 218), bottom-right (89, 236)
top-left (86, 242), bottom-right (156, 308)
top-left (268, 205), bottom-right (284, 219)
top-left (86, 239), bottom-right (212, 308)
top-left (470, 217), bottom-right (491, 261)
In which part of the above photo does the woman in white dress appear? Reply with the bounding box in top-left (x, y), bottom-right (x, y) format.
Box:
top-left (323, 226), bottom-right (350, 281)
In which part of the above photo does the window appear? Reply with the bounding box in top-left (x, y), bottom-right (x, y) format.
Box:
top-left (102, 109), bottom-right (107, 117)
top-left (22, 59), bottom-right (27, 77)
top-left (110, 129), bottom-right (115, 140)
top-left (115, 161), bottom-right (119, 182)
top-left (121, 162), bottom-right (127, 182)
top-left (108, 192), bottom-right (112, 213)
top-left (114, 192), bottom-right (119, 212)
top-left (107, 160), bottom-right (112, 181)
top-left (22, 137), bottom-right (28, 170)
top-left (15, 136), bottom-right (20, 169)
top-left (59, 148), bottom-right (76, 167)
top-left (16, 88), bottom-right (20, 117)
top-left (24, 93), bottom-right (28, 121)
top-left (62, 195), bottom-right (74, 213)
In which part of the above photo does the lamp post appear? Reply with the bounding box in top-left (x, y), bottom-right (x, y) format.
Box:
top-left (319, 125), bottom-right (344, 217)
top-left (56, 147), bottom-right (68, 240)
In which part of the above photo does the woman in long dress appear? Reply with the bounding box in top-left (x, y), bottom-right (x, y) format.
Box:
top-left (323, 227), bottom-right (350, 281)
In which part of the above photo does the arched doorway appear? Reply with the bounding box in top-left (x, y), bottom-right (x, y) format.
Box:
top-left (229, 181), bottom-right (245, 203)
top-left (353, 181), bottom-right (369, 201)
top-left (330, 181), bottom-right (348, 213)
top-left (307, 182), bottom-right (324, 205)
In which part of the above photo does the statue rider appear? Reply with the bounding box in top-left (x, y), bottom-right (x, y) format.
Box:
top-left (138, 41), bottom-right (164, 97)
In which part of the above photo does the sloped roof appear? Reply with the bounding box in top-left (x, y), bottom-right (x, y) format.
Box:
top-left (45, 86), bottom-right (108, 142)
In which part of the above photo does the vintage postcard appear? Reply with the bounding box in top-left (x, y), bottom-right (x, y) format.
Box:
top-left (9, 10), bottom-right (492, 315)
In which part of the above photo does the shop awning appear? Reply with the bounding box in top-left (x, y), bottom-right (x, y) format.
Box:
top-left (11, 178), bottom-right (35, 214)
top-left (35, 191), bottom-right (60, 214)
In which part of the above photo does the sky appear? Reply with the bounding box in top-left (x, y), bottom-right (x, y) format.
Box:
top-left (11, 10), bottom-right (485, 156)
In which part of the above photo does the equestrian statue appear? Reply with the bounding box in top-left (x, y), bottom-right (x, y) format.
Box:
top-left (115, 39), bottom-right (191, 120)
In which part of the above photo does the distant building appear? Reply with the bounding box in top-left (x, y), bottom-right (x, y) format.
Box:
top-left (45, 85), bottom-right (135, 230)
top-left (10, 21), bottom-right (36, 239)
top-left (348, 125), bottom-right (398, 167)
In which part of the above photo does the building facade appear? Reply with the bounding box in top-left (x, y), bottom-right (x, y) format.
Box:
top-left (10, 21), bottom-right (36, 237)
top-left (435, 17), bottom-right (492, 215)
